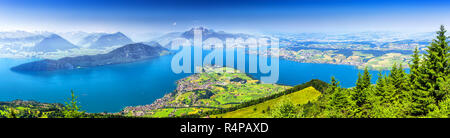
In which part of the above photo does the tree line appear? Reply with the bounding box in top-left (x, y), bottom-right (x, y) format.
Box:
top-left (299, 25), bottom-right (449, 118)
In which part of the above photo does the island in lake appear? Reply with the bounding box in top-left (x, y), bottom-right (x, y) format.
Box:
top-left (11, 42), bottom-right (169, 71)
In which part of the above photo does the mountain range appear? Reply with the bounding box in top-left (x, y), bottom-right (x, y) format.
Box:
top-left (32, 34), bottom-right (78, 52)
top-left (0, 31), bottom-right (135, 54)
top-left (0, 28), bottom-right (435, 55)
top-left (181, 27), bottom-right (253, 41)
top-left (11, 42), bottom-right (168, 71)
top-left (151, 27), bottom-right (255, 49)
top-left (0, 27), bottom-right (257, 53)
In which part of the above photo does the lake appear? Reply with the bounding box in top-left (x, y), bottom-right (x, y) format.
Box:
top-left (0, 48), bottom-right (399, 113)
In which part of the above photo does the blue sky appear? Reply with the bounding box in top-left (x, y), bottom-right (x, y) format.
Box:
top-left (0, 0), bottom-right (449, 33)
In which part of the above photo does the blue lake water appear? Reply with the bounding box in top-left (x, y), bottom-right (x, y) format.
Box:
top-left (0, 48), bottom-right (403, 113)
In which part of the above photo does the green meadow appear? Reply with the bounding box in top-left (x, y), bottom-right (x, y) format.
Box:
top-left (211, 86), bottom-right (321, 118)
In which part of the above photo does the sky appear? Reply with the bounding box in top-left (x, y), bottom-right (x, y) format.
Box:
top-left (0, 0), bottom-right (449, 34)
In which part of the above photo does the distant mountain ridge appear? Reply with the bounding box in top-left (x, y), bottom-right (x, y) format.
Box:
top-left (32, 34), bottom-right (78, 52)
top-left (152, 27), bottom-right (255, 49)
top-left (0, 32), bottom-right (50, 52)
top-left (11, 42), bottom-right (168, 71)
top-left (76, 33), bottom-right (107, 47)
top-left (181, 27), bottom-right (253, 40)
top-left (87, 32), bottom-right (134, 49)
top-left (57, 31), bottom-right (92, 45)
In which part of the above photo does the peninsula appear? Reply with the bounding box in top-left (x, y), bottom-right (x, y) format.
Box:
top-left (11, 43), bottom-right (169, 71)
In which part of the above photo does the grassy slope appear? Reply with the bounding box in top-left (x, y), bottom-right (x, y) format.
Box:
top-left (211, 86), bottom-right (321, 118)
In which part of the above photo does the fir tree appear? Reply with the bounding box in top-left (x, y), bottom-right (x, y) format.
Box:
top-left (375, 72), bottom-right (386, 97)
top-left (329, 77), bottom-right (345, 108)
top-left (327, 77), bottom-right (353, 117)
top-left (330, 76), bottom-right (339, 93)
top-left (362, 67), bottom-right (371, 89)
top-left (396, 64), bottom-right (409, 92)
top-left (386, 63), bottom-right (409, 101)
top-left (388, 63), bottom-right (399, 86)
top-left (409, 47), bottom-right (421, 90)
top-left (424, 25), bottom-right (449, 102)
top-left (409, 47), bottom-right (436, 115)
top-left (62, 90), bottom-right (84, 118)
top-left (353, 72), bottom-right (364, 105)
top-left (329, 88), bottom-right (352, 114)
top-left (350, 68), bottom-right (373, 117)
top-left (354, 67), bottom-right (371, 92)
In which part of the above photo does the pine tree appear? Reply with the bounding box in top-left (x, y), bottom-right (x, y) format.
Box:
top-left (352, 68), bottom-right (371, 111)
top-left (329, 87), bottom-right (352, 117)
top-left (409, 47), bottom-right (428, 115)
top-left (397, 64), bottom-right (409, 92)
top-left (380, 64), bottom-right (397, 103)
top-left (362, 67), bottom-right (371, 89)
top-left (354, 67), bottom-right (371, 92)
top-left (375, 72), bottom-right (387, 97)
top-left (330, 88), bottom-right (349, 107)
top-left (409, 47), bottom-right (421, 90)
top-left (410, 58), bottom-right (436, 115)
top-left (62, 90), bottom-right (84, 118)
top-left (329, 77), bottom-right (344, 107)
top-left (330, 76), bottom-right (339, 93)
top-left (388, 63), bottom-right (399, 86)
top-left (423, 25), bottom-right (449, 102)
top-left (386, 63), bottom-right (409, 101)
top-left (355, 72), bottom-right (363, 91)
top-left (353, 72), bottom-right (365, 106)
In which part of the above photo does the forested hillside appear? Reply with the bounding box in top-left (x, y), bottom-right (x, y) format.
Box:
top-left (297, 25), bottom-right (449, 118)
